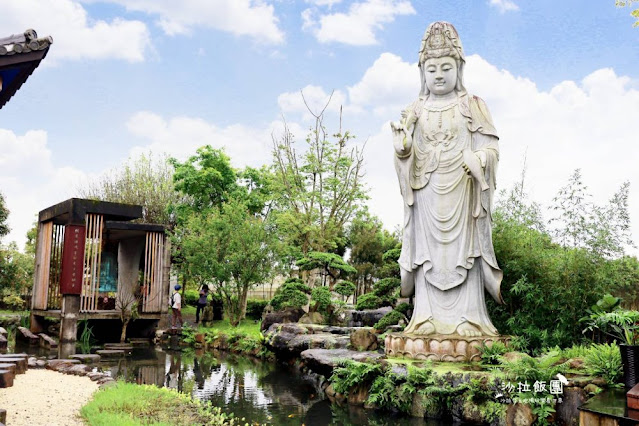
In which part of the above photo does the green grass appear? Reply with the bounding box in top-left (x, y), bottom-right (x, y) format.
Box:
top-left (181, 305), bottom-right (196, 316)
top-left (81, 382), bottom-right (235, 425)
top-left (200, 319), bottom-right (262, 339)
top-left (0, 310), bottom-right (27, 316)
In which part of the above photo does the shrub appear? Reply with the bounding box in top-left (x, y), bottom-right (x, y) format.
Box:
top-left (373, 309), bottom-right (404, 331)
top-left (311, 287), bottom-right (332, 317)
top-left (478, 341), bottom-right (508, 365)
top-left (395, 302), bottom-right (411, 315)
top-left (584, 343), bottom-right (623, 385)
top-left (334, 281), bottom-right (356, 299)
top-left (330, 360), bottom-right (383, 394)
top-left (2, 294), bottom-right (25, 310)
top-left (183, 289), bottom-right (200, 306)
top-left (356, 293), bottom-right (383, 310)
top-left (245, 299), bottom-right (269, 320)
top-left (270, 280), bottom-right (310, 311)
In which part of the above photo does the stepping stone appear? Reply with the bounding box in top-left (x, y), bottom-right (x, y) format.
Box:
top-left (46, 359), bottom-right (81, 370)
top-left (16, 327), bottom-right (39, 345)
top-left (39, 333), bottom-right (58, 349)
top-left (0, 358), bottom-right (27, 374)
top-left (128, 338), bottom-right (151, 347)
top-left (104, 343), bottom-right (133, 351)
top-left (0, 369), bottom-right (13, 387)
top-left (95, 349), bottom-right (126, 358)
top-left (0, 353), bottom-right (27, 358)
top-left (0, 363), bottom-right (16, 375)
top-left (71, 354), bottom-right (101, 364)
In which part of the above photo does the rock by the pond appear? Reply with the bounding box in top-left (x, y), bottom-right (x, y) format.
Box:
top-left (350, 328), bottom-right (378, 351)
top-left (67, 364), bottom-right (92, 376)
top-left (46, 359), bottom-right (81, 370)
top-left (96, 349), bottom-right (126, 358)
top-left (345, 307), bottom-right (393, 327)
top-left (261, 307), bottom-right (306, 332)
top-left (301, 348), bottom-right (384, 377)
top-left (265, 323), bottom-right (351, 359)
top-left (298, 311), bottom-right (325, 325)
top-left (556, 387), bottom-right (587, 426)
top-left (71, 354), bottom-right (101, 364)
top-left (584, 383), bottom-right (602, 394)
top-left (0, 334), bottom-right (7, 350)
top-left (0, 327), bottom-right (7, 337)
top-left (506, 403), bottom-right (536, 426)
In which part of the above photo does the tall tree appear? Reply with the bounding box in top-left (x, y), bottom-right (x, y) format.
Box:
top-left (0, 191), bottom-right (9, 239)
top-left (271, 99), bottom-right (367, 255)
top-left (179, 198), bottom-right (275, 326)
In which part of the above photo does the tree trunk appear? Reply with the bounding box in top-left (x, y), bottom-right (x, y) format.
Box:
top-left (120, 317), bottom-right (130, 343)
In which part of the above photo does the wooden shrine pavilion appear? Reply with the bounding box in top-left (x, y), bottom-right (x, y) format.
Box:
top-left (30, 199), bottom-right (171, 345)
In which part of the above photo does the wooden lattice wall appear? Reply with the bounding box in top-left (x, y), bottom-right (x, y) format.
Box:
top-left (80, 213), bottom-right (104, 312)
top-left (142, 232), bottom-right (164, 313)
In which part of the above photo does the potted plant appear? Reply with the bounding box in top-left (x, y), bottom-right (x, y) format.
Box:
top-left (583, 307), bottom-right (639, 389)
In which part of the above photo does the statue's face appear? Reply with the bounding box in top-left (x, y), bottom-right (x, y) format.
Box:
top-left (424, 56), bottom-right (457, 96)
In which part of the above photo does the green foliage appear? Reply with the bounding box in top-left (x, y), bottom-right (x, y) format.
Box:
top-left (78, 152), bottom-right (179, 225)
top-left (356, 292), bottom-right (383, 310)
top-left (395, 302), bottom-right (411, 315)
top-left (270, 111), bottom-right (367, 255)
top-left (2, 294), bottom-right (25, 310)
top-left (311, 286), bottom-right (332, 316)
top-left (616, 0), bottom-right (639, 27)
top-left (584, 343), bottom-right (623, 385)
top-left (183, 289), bottom-right (200, 306)
top-left (81, 382), bottom-right (234, 425)
top-left (330, 360), bottom-right (382, 395)
top-left (501, 349), bottom-right (568, 383)
top-left (373, 309), bottom-right (404, 331)
top-left (583, 308), bottom-right (639, 345)
top-left (560, 344), bottom-right (589, 359)
top-left (78, 320), bottom-right (95, 354)
top-left (170, 145), bottom-right (238, 213)
top-left (245, 299), bottom-right (269, 320)
top-left (177, 198), bottom-right (276, 326)
top-left (478, 341), bottom-right (509, 365)
top-left (0, 192), bottom-right (8, 238)
top-left (334, 280), bottom-right (356, 298)
top-left (490, 170), bottom-right (637, 352)
top-left (270, 280), bottom-right (310, 311)
top-left (0, 241), bottom-right (34, 298)
top-left (296, 251), bottom-right (357, 287)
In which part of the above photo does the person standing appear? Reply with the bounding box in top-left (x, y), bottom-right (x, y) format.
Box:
top-left (196, 284), bottom-right (209, 324)
top-left (171, 284), bottom-right (183, 329)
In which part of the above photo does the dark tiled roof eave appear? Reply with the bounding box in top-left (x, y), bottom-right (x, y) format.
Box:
top-left (0, 29), bottom-right (52, 109)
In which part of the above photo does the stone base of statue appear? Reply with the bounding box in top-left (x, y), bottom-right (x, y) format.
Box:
top-left (385, 333), bottom-right (511, 362)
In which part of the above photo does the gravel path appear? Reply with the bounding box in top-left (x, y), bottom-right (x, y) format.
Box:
top-left (0, 369), bottom-right (99, 425)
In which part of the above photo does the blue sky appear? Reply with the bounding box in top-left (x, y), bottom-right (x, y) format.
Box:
top-left (1, 0), bottom-right (639, 253)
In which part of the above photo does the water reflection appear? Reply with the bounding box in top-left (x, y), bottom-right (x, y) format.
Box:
top-left (100, 348), bottom-right (440, 425)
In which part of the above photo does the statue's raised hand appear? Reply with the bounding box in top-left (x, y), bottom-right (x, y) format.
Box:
top-left (462, 149), bottom-right (489, 191)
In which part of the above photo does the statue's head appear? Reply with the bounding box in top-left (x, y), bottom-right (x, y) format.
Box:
top-left (418, 22), bottom-right (466, 97)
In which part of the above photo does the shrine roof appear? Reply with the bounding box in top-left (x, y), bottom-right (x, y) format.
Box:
top-left (0, 29), bottom-right (52, 109)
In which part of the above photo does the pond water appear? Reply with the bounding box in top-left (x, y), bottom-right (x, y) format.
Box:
top-left (98, 347), bottom-right (437, 426)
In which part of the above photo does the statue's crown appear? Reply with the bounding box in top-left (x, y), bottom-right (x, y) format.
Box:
top-left (419, 22), bottom-right (465, 64)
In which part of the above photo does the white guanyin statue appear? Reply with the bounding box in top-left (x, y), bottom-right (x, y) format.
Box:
top-left (391, 21), bottom-right (503, 337)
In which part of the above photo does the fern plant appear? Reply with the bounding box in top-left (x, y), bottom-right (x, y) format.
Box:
top-left (584, 343), bottom-right (623, 385)
top-left (330, 360), bottom-right (383, 395)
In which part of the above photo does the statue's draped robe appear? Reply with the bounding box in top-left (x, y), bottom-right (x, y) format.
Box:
top-left (395, 93), bottom-right (503, 336)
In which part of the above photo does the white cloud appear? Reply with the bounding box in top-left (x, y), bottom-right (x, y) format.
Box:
top-left (278, 85), bottom-right (347, 118)
top-left (302, 0), bottom-right (415, 46)
top-left (0, 129), bottom-right (89, 249)
top-left (87, 0), bottom-right (284, 44)
top-left (125, 112), bottom-right (275, 169)
top-left (488, 0), bottom-right (519, 13)
top-left (305, 0), bottom-right (344, 7)
top-left (342, 52), bottom-right (639, 253)
top-left (0, 0), bottom-right (151, 62)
